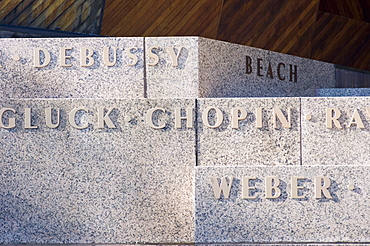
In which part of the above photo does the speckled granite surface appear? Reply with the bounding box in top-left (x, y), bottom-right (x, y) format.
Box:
top-left (197, 98), bottom-right (300, 166)
top-left (145, 37), bottom-right (335, 98)
top-left (317, 88), bottom-right (370, 97)
top-left (1, 37), bottom-right (370, 244)
top-left (198, 38), bottom-right (335, 98)
top-left (0, 99), bottom-right (194, 244)
top-left (302, 97), bottom-right (370, 165)
top-left (145, 37), bottom-right (199, 98)
top-left (195, 166), bottom-right (370, 243)
top-left (0, 37), bottom-right (144, 98)
top-left (0, 37), bottom-right (336, 99)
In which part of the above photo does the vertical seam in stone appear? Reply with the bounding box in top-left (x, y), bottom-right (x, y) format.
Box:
top-left (300, 97), bottom-right (303, 166)
top-left (143, 37), bottom-right (147, 98)
top-left (195, 98), bottom-right (199, 166)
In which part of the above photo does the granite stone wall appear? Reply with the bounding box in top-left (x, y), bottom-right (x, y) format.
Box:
top-left (0, 37), bottom-right (336, 99)
top-left (0, 37), bottom-right (369, 245)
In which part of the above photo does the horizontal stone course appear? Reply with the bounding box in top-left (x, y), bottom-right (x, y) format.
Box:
top-left (0, 37), bottom-right (144, 99)
top-left (1, 36), bottom-right (369, 245)
top-left (0, 37), bottom-right (336, 99)
top-left (195, 165), bottom-right (370, 243)
top-left (301, 97), bottom-right (370, 165)
top-left (198, 38), bottom-right (335, 98)
top-left (0, 99), bottom-right (195, 244)
top-left (196, 97), bottom-right (301, 166)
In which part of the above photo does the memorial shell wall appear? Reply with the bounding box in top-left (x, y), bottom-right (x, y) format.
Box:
top-left (0, 37), bottom-right (370, 245)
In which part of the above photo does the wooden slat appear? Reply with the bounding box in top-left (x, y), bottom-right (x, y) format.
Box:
top-left (2, 0), bottom-right (33, 25)
top-left (53, 0), bottom-right (87, 31)
top-left (311, 11), bottom-right (370, 71)
top-left (17, 0), bottom-right (54, 26)
top-left (0, 0), bottom-right (23, 20)
top-left (101, 0), bottom-right (131, 32)
top-left (217, 0), bottom-right (319, 57)
top-left (101, 0), bottom-right (223, 38)
top-left (319, 0), bottom-right (365, 21)
top-left (104, 1), bottom-right (147, 36)
top-left (142, 0), bottom-right (184, 36)
top-left (28, 0), bottom-right (75, 28)
top-left (177, 0), bottom-right (222, 37)
top-left (154, 1), bottom-right (200, 36)
top-left (349, 41), bottom-right (370, 71)
top-left (0, 0), bottom-right (104, 35)
top-left (123, 0), bottom-right (169, 36)
top-left (119, 0), bottom-right (162, 36)
top-left (166, 1), bottom-right (213, 35)
top-left (192, 1), bottom-right (223, 38)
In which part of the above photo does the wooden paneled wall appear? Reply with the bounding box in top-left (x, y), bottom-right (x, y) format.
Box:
top-left (101, 0), bottom-right (370, 73)
top-left (1, 0), bottom-right (369, 73)
top-left (0, 0), bottom-right (105, 35)
top-left (102, 0), bottom-right (223, 38)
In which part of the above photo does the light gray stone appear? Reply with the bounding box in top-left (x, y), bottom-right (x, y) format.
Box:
top-left (1, 37), bottom-right (336, 99)
top-left (0, 99), bottom-right (195, 244)
top-left (145, 37), bottom-right (199, 98)
top-left (198, 38), bottom-right (335, 98)
top-left (301, 97), bottom-right (370, 165)
top-left (195, 166), bottom-right (370, 243)
top-left (0, 37), bottom-right (144, 98)
top-left (317, 88), bottom-right (370, 97)
top-left (145, 37), bottom-right (335, 98)
top-left (197, 98), bottom-right (300, 166)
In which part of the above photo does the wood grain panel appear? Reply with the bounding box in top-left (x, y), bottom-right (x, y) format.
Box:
top-left (101, 0), bottom-right (223, 38)
top-left (0, 0), bottom-right (104, 34)
top-left (217, 0), bottom-right (320, 57)
top-left (0, 0), bottom-right (24, 20)
top-left (1, 0), bottom-right (370, 74)
top-left (311, 11), bottom-right (370, 71)
top-left (319, 0), bottom-right (366, 21)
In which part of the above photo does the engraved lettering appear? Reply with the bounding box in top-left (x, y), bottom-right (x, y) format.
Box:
top-left (257, 58), bottom-right (263, 77)
top-left (266, 62), bottom-right (273, 79)
top-left (242, 177), bottom-right (257, 199)
top-left (202, 107), bottom-right (223, 128)
top-left (326, 108), bottom-right (342, 129)
top-left (0, 108), bottom-right (16, 129)
top-left (289, 64), bottom-right (297, 82)
top-left (97, 107), bottom-right (116, 129)
top-left (273, 107), bottom-right (291, 129)
top-left (103, 46), bottom-right (117, 66)
top-left (210, 177), bottom-right (233, 199)
top-left (314, 176), bottom-right (333, 199)
top-left (69, 107), bottom-right (88, 129)
top-left (34, 48), bottom-right (51, 68)
top-left (277, 63), bottom-right (285, 80)
top-left (148, 46), bottom-right (159, 66)
top-left (166, 47), bottom-right (183, 67)
top-left (24, 108), bottom-right (38, 129)
top-left (175, 107), bottom-right (193, 129)
top-left (127, 47), bottom-right (138, 66)
top-left (45, 108), bottom-right (60, 129)
top-left (246, 56), bottom-right (252, 74)
top-left (265, 176), bottom-right (281, 199)
top-left (231, 107), bottom-right (247, 129)
top-left (146, 107), bottom-right (166, 129)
